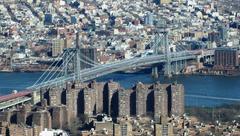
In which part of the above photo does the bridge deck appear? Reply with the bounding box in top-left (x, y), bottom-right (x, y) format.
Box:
top-left (0, 91), bottom-right (31, 103)
top-left (0, 96), bottom-right (32, 110)
top-left (29, 50), bottom-right (204, 89)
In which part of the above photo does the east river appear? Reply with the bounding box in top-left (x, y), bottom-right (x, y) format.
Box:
top-left (0, 72), bottom-right (240, 107)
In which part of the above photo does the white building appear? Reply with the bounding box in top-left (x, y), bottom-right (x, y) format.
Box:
top-left (39, 129), bottom-right (69, 136)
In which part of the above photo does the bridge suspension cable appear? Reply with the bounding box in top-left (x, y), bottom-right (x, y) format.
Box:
top-left (79, 53), bottom-right (99, 66)
top-left (46, 53), bottom-right (75, 81)
top-left (27, 26), bottom-right (215, 90)
top-left (39, 58), bottom-right (65, 83)
top-left (79, 58), bottom-right (98, 67)
top-left (28, 49), bottom-right (203, 89)
top-left (29, 51), bottom-right (75, 89)
top-left (32, 52), bottom-right (66, 86)
top-left (186, 94), bottom-right (240, 102)
top-left (40, 51), bottom-right (75, 84)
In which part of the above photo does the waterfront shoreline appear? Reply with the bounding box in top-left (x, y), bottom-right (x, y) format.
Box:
top-left (2, 67), bottom-right (240, 77)
top-left (0, 72), bottom-right (240, 107)
top-left (183, 72), bottom-right (240, 77)
top-left (186, 103), bottom-right (240, 123)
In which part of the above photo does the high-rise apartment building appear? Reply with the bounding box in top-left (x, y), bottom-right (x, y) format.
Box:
top-left (169, 84), bottom-right (184, 117)
top-left (214, 48), bottom-right (239, 69)
top-left (118, 89), bottom-right (130, 117)
top-left (44, 13), bottom-right (53, 25)
top-left (32, 111), bottom-right (52, 131)
top-left (50, 106), bottom-right (68, 129)
top-left (49, 87), bottom-right (61, 106)
top-left (154, 83), bottom-right (168, 121)
top-left (135, 82), bottom-right (147, 116)
top-left (154, 123), bottom-right (174, 136)
top-left (83, 88), bottom-right (96, 115)
top-left (113, 122), bottom-right (132, 136)
top-left (51, 38), bottom-right (64, 57)
top-left (218, 24), bottom-right (228, 42)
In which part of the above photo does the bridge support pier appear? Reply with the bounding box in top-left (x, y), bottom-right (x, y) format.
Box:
top-left (164, 63), bottom-right (172, 77)
top-left (164, 59), bottom-right (188, 76)
top-left (172, 61), bottom-right (179, 75)
top-left (152, 66), bottom-right (159, 79)
top-left (181, 60), bottom-right (187, 74)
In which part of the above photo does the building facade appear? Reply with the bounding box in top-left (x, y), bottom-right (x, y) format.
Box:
top-left (214, 48), bottom-right (239, 69)
top-left (51, 38), bottom-right (64, 57)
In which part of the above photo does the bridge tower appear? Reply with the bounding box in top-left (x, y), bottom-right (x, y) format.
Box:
top-left (151, 24), bottom-right (172, 78)
top-left (75, 30), bottom-right (82, 81)
top-left (155, 19), bottom-right (172, 77)
top-left (151, 33), bottom-right (161, 79)
top-left (160, 29), bottom-right (188, 76)
top-left (63, 30), bottom-right (82, 82)
top-left (162, 30), bottom-right (172, 77)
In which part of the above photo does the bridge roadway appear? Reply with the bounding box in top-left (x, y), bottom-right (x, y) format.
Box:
top-left (2, 49), bottom-right (239, 110)
top-left (29, 50), bottom-right (214, 90)
top-left (0, 91), bottom-right (32, 111)
top-left (0, 97), bottom-right (31, 111)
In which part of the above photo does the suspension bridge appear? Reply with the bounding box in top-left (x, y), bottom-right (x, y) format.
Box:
top-left (27, 31), bottom-right (213, 90)
top-left (0, 30), bottom-right (239, 111)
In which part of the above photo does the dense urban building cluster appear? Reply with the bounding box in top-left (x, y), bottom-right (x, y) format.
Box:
top-left (199, 47), bottom-right (240, 75)
top-left (1, 81), bottom-right (240, 135)
top-left (0, 0), bottom-right (239, 72)
top-left (0, 81), bottom-right (184, 135)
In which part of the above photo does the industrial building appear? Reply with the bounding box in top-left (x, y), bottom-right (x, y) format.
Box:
top-left (214, 48), bottom-right (239, 69)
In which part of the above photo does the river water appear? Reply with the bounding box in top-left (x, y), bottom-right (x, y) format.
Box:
top-left (0, 72), bottom-right (239, 107)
